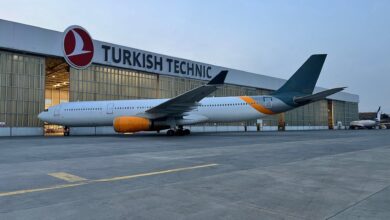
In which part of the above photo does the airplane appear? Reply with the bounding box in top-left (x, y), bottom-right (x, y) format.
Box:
top-left (349, 106), bottom-right (381, 129)
top-left (38, 54), bottom-right (346, 136)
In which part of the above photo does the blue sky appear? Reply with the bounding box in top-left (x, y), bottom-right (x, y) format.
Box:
top-left (1, 0), bottom-right (389, 112)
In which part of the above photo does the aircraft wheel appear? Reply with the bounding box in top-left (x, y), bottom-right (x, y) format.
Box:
top-left (167, 129), bottom-right (175, 136)
top-left (64, 127), bottom-right (70, 136)
top-left (175, 129), bottom-right (185, 136)
top-left (183, 129), bottom-right (191, 135)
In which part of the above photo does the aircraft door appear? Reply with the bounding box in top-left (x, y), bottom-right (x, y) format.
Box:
top-left (263, 97), bottom-right (273, 108)
top-left (54, 106), bottom-right (61, 117)
top-left (106, 103), bottom-right (114, 114)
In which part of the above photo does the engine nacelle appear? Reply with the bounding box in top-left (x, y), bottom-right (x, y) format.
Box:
top-left (113, 116), bottom-right (151, 133)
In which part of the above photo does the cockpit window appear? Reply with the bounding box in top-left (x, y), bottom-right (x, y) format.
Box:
top-left (44, 109), bottom-right (48, 112)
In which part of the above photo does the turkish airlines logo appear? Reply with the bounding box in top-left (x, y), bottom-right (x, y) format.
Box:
top-left (63, 25), bottom-right (94, 69)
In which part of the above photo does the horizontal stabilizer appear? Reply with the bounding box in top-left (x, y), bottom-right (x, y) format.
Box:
top-left (294, 87), bottom-right (346, 104)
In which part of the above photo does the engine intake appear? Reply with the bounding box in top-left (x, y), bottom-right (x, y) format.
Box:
top-left (113, 116), bottom-right (151, 133)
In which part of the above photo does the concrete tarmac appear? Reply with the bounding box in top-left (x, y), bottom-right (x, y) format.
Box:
top-left (0, 130), bottom-right (390, 219)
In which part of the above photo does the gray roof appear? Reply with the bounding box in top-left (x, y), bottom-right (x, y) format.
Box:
top-left (0, 19), bottom-right (358, 103)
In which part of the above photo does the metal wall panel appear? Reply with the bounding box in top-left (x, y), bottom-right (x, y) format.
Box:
top-left (0, 50), bottom-right (45, 127)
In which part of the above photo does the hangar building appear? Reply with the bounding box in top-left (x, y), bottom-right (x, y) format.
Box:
top-left (0, 19), bottom-right (359, 136)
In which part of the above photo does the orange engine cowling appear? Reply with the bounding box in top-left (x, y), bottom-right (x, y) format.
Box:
top-left (113, 116), bottom-right (151, 133)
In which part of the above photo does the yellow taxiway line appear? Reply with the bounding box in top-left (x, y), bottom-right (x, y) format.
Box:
top-left (94, 163), bottom-right (218, 183)
top-left (0, 163), bottom-right (218, 197)
top-left (48, 172), bottom-right (88, 182)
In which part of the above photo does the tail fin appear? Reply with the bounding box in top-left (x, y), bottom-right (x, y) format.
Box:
top-left (376, 106), bottom-right (381, 122)
top-left (274, 54), bottom-right (327, 95)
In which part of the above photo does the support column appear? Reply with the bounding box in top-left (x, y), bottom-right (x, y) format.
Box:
top-left (328, 100), bottom-right (334, 129)
top-left (278, 113), bottom-right (286, 131)
top-left (156, 74), bottom-right (160, 98)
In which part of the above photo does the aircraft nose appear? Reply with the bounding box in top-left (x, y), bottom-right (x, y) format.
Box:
top-left (38, 112), bottom-right (45, 121)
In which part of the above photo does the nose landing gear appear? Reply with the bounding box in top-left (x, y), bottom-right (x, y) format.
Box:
top-left (64, 126), bottom-right (70, 136)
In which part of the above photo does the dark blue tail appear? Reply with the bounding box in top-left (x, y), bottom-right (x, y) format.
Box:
top-left (274, 54), bottom-right (327, 95)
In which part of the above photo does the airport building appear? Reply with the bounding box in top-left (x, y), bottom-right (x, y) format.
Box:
top-left (0, 19), bottom-right (359, 136)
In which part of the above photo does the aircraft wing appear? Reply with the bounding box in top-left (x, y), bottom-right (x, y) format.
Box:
top-left (143, 70), bottom-right (228, 119)
top-left (294, 87), bottom-right (346, 104)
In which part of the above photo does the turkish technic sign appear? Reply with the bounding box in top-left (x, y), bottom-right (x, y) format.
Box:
top-left (62, 25), bottom-right (214, 79)
top-left (99, 45), bottom-right (213, 79)
top-left (101, 44), bottom-right (212, 79)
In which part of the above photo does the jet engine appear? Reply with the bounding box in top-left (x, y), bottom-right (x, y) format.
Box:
top-left (113, 116), bottom-right (151, 133)
top-left (113, 116), bottom-right (169, 133)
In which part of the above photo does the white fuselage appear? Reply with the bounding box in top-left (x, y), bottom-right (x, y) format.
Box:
top-left (350, 120), bottom-right (377, 128)
top-left (38, 96), bottom-right (272, 127)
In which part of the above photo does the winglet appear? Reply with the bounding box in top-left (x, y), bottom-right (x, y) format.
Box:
top-left (207, 70), bottom-right (228, 85)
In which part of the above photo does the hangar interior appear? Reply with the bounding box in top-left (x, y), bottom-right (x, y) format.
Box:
top-left (44, 57), bottom-right (69, 134)
top-left (0, 49), bottom-right (359, 136)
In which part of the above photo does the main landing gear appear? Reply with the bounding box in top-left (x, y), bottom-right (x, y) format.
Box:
top-left (166, 128), bottom-right (191, 136)
top-left (64, 126), bottom-right (70, 136)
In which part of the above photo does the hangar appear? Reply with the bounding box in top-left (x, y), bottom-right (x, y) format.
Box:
top-left (0, 19), bottom-right (359, 136)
